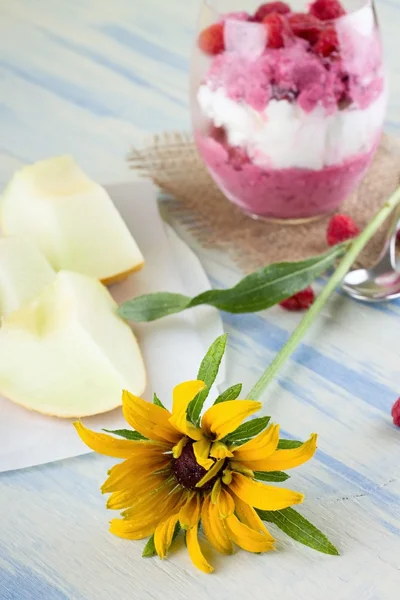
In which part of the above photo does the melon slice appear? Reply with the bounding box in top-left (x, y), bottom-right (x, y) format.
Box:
top-left (0, 156), bottom-right (144, 284)
top-left (0, 271), bottom-right (146, 417)
top-left (0, 236), bottom-right (56, 319)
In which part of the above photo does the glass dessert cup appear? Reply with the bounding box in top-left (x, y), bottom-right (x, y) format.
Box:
top-left (191, 0), bottom-right (387, 223)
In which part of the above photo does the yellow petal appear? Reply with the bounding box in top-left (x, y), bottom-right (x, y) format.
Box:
top-left (193, 439), bottom-right (213, 470)
top-left (154, 513), bottom-right (180, 558)
top-left (106, 474), bottom-right (169, 510)
top-left (179, 492), bottom-right (202, 530)
top-left (232, 424), bottom-right (280, 463)
top-left (168, 380), bottom-right (206, 441)
top-left (110, 515), bottom-right (160, 540)
top-left (122, 390), bottom-right (180, 444)
top-left (210, 442), bottom-right (234, 459)
top-left (211, 479), bottom-right (221, 504)
top-left (101, 454), bottom-right (169, 494)
top-left (196, 459), bottom-right (224, 489)
top-left (181, 421), bottom-right (205, 441)
top-left (172, 437), bottom-right (188, 459)
top-left (201, 400), bottom-right (262, 441)
top-left (186, 526), bottom-right (214, 574)
top-left (122, 485), bottom-right (183, 521)
top-left (229, 461), bottom-right (254, 478)
top-left (225, 514), bottom-right (275, 553)
top-left (251, 434), bottom-right (318, 472)
top-left (110, 485), bottom-right (184, 540)
top-left (172, 380), bottom-right (206, 416)
top-left (230, 492), bottom-right (274, 540)
top-left (169, 415), bottom-right (204, 442)
top-left (201, 495), bottom-right (234, 555)
top-left (169, 414), bottom-right (204, 442)
top-left (229, 473), bottom-right (304, 511)
top-left (114, 493), bottom-right (183, 539)
top-left (217, 488), bottom-right (235, 518)
top-left (73, 422), bottom-right (163, 458)
top-left (222, 469), bottom-right (233, 485)
top-left (106, 446), bottom-right (166, 476)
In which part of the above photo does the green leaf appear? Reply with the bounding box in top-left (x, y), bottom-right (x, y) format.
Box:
top-left (118, 245), bottom-right (347, 323)
top-left (277, 439), bottom-right (303, 449)
top-left (102, 428), bottom-right (147, 441)
top-left (119, 292), bottom-right (190, 323)
top-left (187, 334), bottom-right (228, 425)
top-left (214, 383), bottom-right (242, 405)
top-left (153, 393), bottom-right (166, 409)
top-left (256, 507), bottom-right (339, 556)
top-left (142, 535), bottom-right (156, 557)
top-left (142, 523), bottom-right (181, 558)
top-left (254, 471), bottom-right (290, 482)
top-left (222, 416), bottom-right (271, 445)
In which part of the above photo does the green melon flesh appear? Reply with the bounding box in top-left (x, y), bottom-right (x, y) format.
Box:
top-left (0, 236), bottom-right (56, 319)
top-left (0, 271), bottom-right (146, 417)
top-left (0, 156), bottom-right (144, 284)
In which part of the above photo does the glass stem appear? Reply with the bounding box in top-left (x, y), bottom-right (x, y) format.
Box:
top-left (247, 185), bottom-right (400, 402)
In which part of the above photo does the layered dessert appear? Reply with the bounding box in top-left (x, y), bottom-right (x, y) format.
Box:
top-left (193, 0), bottom-right (386, 220)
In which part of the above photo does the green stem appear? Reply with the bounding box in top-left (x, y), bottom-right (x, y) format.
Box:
top-left (248, 186), bottom-right (400, 401)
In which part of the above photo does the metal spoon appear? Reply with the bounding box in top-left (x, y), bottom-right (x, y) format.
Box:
top-left (342, 206), bottom-right (400, 302)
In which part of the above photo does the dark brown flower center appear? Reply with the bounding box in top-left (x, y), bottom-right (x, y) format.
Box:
top-left (172, 441), bottom-right (220, 491)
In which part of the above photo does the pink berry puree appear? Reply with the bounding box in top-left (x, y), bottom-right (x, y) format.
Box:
top-left (193, 0), bottom-right (386, 220)
top-left (196, 133), bottom-right (378, 219)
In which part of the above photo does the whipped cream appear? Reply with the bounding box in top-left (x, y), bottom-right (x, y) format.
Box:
top-left (197, 84), bottom-right (386, 171)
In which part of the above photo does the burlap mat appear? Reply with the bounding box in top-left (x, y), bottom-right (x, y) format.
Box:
top-left (128, 132), bottom-right (400, 273)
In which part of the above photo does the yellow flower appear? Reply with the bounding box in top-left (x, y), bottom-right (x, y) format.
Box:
top-left (74, 380), bottom-right (317, 574)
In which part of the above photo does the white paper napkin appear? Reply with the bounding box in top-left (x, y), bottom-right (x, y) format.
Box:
top-left (0, 181), bottom-right (224, 472)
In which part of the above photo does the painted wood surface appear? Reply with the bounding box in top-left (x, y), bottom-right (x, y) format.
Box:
top-left (0, 1), bottom-right (400, 598)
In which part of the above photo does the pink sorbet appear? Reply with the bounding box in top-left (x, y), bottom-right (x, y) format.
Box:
top-left (196, 132), bottom-right (379, 220)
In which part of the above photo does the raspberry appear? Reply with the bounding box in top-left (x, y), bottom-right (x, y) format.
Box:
top-left (210, 125), bottom-right (227, 145)
top-left (198, 23), bottom-right (225, 55)
top-left (326, 214), bottom-right (360, 246)
top-left (280, 287), bottom-right (315, 311)
top-left (264, 13), bottom-right (285, 49)
top-left (337, 74), bottom-right (352, 110)
top-left (253, 2), bottom-right (291, 21)
top-left (309, 0), bottom-right (346, 21)
top-left (314, 27), bottom-right (339, 57)
top-left (228, 146), bottom-right (250, 169)
top-left (288, 13), bottom-right (322, 44)
top-left (271, 84), bottom-right (298, 102)
top-left (392, 399), bottom-right (400, 427)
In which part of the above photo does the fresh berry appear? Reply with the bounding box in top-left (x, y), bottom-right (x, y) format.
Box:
top-left (198, 23), bottom-right (225, 55)
top-left (228, 146), bottom-right (250, 169)
top-left (210, 125), bottom-right (227, 145)
top-left (253, 2), bottom-right (291, 21)
top-left (392, 398), bottom-right (400, 427)
top-left (338, 94), bottom-right (353, 110)
top-left (280, 287), bottom-right (315, 311)
top-left (326, 214), bottom-right (360, 246)
top-left (288, 13), bottom-right (322, 44)
top-left (314, 27), bottom-right (339, 57)
top-left (309, 0), bottom-right (346, 21)
top-left (337, 74), bottom-right (352, 110)
top-left (264, 13), bottom-right (285, 49)
top-left (271, 84), bottom-right (298, 102)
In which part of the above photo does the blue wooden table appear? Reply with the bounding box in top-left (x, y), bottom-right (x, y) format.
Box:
top-left (1, 1), bottom-right (400, 599)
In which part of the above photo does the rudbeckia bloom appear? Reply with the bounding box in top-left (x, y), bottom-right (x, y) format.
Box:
top-left (75, 379), bottom-right (317, 573)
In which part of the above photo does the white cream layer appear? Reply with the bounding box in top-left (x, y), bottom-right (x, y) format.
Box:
top-left (197, 84), bottom-right (386, 170)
